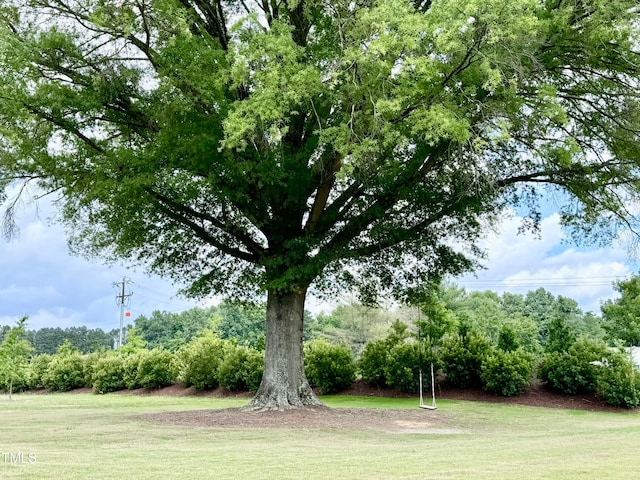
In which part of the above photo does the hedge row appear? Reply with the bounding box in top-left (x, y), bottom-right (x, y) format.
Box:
top-left (7, 333), bottom-right (265, 395)
top-left (5, 326), bottom-right (640, 408)
top-left (358, 326), bottom-right (534, 397)
top-left (358, 324), bottom-right (640, 408)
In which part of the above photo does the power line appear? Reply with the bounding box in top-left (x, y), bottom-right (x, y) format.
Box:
top-left (456, 274), bottom-right (630, 290)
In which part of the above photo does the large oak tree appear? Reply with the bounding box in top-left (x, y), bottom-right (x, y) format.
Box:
top-left (1, 0), bottom-right (639, 409)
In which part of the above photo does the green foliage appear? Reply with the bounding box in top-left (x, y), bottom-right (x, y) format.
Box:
top-left (217, 345), bottom-right (264, 393)
top-left (384, 342), bottom-right (420, 394)
top-left (538, 339), bottom-right (610, 395)
top-left (215, 301), bottom-right (266, 349)
top-left (601, 276), bottom-right (640, 346)
top-left (444, 290), bottom-right (508, 343)
top-left (414, 291), bottom-right (458, 348)
top-left (480, 350), bottom-right (534, 397)
top-left (174, 331), bottom-right (226, 390)
top-left (356, 319), bottom-right (416, 388)
top-left (307, 302), bottom-right (394, 355)
top-left (497, 324), bottom-right (519, 353)
top-left (358, 339), bottom-right (390, 388)
top-left (384, 342), bottom-right (436, 394)
top-left (56, 339), bottom-right (81, 356)
top-left (43, 350), bottom-right (86, 392)
top-left (135, 349), bottom-right (175, 389)
top-left (83, 350), bottom-right (106, 388)
top-left (91, 353), bottom-right (126, 393)
top-left (440, 327), bottom-right (494, 389)
top-left (507, 316), bottom-right (542, 355)
top-left (304, 339), bottom-right (356, 394)
top-left (27, 326), bottom-right (114, 355)
top-left (123, 350), bottom-right (148, 390)
top-left (596, 352), bottom-right (640, 409)
top-left (118, 327), bottom-right (147, 355)
top-left (545, 317), bottom-right (577, 353)
top-left (134, 308), bottom-right (215, 351)
top-left (0, 317), bottom-right (33, 397)
top-left (28, 354), bottom-right (53, 389)
top-left (385, 320), bottom-right (411, 348)
top-left (441, 287), bottom-right (599, 350)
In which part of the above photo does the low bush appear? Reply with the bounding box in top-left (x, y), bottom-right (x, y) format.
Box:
top-left (358, 339), bottom-right (389, 387)
top-left (538, 339), bottom-right (610, 395)
top-left (43, 352), bottom-right (85, 391)
top-left (136, 349), bottom-right (175, 389)
top-left (217, 344), bottom-right (263, 392)
top-left (384, 342), bottom-right (437, 394)
top-left (0, 370), bottom-right (30, 394)
top-left (440, 330), bottom-right (493, 389)
top-left (91, 353), bottom-right (126, 393)
top-left (357, 321), bottom-right (413, 388)
top-left (304, 339), bottom-right (356, 394)
top-left (83, 351), bottom-right (106, 388)
top-left (28, 354), bottom-right (53, 389)
top-left (123, 350), bottom-right (148, 390)
top-left (481, 349), bottom-right (534, 397)
top-left (174, 332), bottom-right (227, 390)
top-left (596, 352), bottom-right (640, 409)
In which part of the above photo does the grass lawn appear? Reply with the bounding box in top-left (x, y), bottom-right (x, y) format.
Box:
top-left (1, 392), bottom-right (639, 479)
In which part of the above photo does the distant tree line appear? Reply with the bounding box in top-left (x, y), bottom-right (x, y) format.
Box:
top-left (0, 282), bottom-right (634, 356)
top-left (25, 327), bottom-right (116, 355)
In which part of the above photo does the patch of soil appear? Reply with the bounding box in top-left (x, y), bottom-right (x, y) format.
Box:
top-left (437, 381), bottom-right (621, 412)
top-left (140, 406), bottom-right (456, 434)
top-left (337, 379), bottom-right (620, 412)
top-left (132, 380), bottom-right (622, 433)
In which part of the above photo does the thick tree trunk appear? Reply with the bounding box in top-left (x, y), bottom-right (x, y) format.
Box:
top-left (246, 288), bottom-right (322, 411)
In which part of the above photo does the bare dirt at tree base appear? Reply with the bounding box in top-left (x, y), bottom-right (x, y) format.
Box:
top-left (141, 406), bottom-right (458, 434)
top-left (132, 380), bottom-right (622, 433)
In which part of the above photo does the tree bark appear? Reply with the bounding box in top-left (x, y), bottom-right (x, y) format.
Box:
top-left (246, 288), bottom-right (322, 411)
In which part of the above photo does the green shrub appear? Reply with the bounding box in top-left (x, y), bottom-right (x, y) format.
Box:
top-left (83, 350), bottom-right (106, 388)
top-left (28, 354), bottom-right (53, 389)
top-left (538, 339), bottom-right (610, 395)
top-left (358, 339), bottom-right (390, 387)
top-left (497, 325), bottom-right (519, 352)
top-left (481, 349), bottom-right (534, 397)
top-left (91, 353), bottom-right (126, 393)
top-left (545, 317), bottom-right (576, 353)
top-left (440, 330), bottom-right (493, 389)
top-left (596, 352), bottom-right (640, 409)
top-left (217, 345), bottom-right (263, 392)
top-left (43, 352), bottom-right (86, 391)
top-left (304, 339), bottom-right (356, 394)
top-left (0, 369), bottom-right (30, 394)
top-left (174, 332), bottom-right (226, 390)
top-left (384, 342), bottom-right (436, 394)
top-left (136, 349), bottom-right (175, 389)
top-left (123, 350), bottom-right (148, 390)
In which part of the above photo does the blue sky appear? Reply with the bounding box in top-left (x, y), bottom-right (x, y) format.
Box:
top-left (0, 190), bottom-right (635, 331)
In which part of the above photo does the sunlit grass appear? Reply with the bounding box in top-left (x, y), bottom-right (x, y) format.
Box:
top-left (1, 392), bottom-right (639, 479)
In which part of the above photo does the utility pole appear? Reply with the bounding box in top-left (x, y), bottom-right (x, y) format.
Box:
top-left (113, 277), bottom-right (133, 349)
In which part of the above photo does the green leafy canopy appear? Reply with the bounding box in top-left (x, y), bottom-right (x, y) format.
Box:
top-left (1, 0), bottom-right (639, 301)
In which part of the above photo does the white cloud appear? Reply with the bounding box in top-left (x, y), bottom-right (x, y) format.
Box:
top-left (457, 211), bottom-right (634, 313)
top-left (0, 193), bottom-right (201, 331)
top-left (1, 191), bottom-right (637, 331)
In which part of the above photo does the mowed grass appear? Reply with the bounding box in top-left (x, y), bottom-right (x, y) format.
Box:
top-left (1, 392), bottom-right (640, 480)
